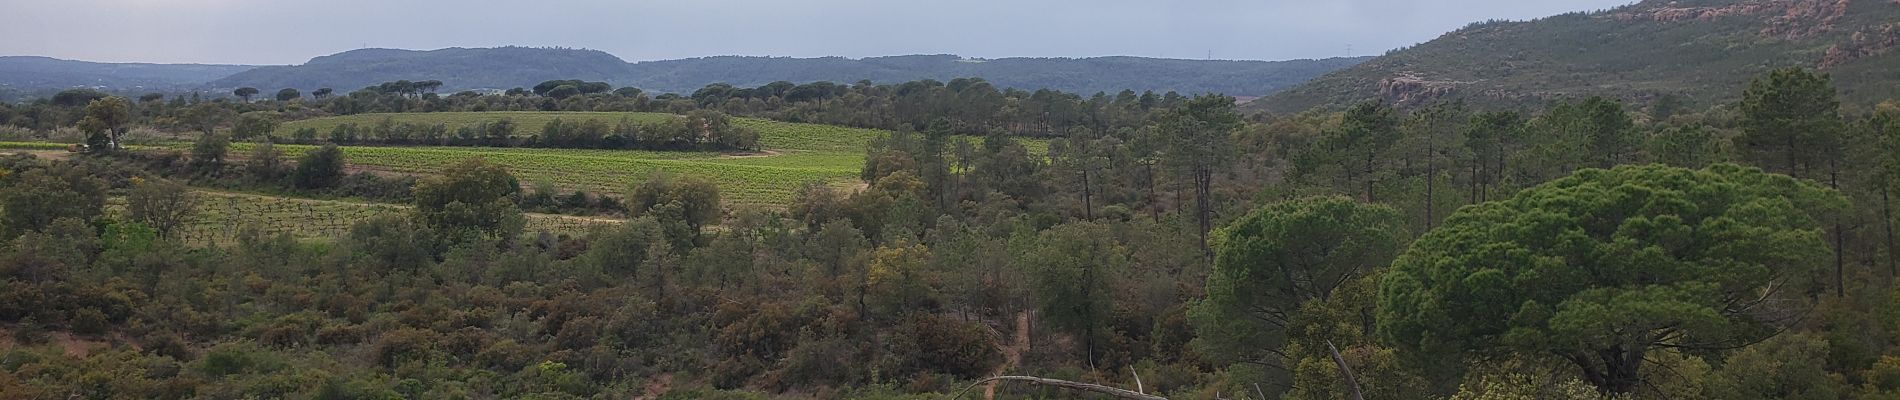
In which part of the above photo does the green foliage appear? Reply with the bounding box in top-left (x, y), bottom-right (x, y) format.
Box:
top-left (0, 164), bottom-right (106, 238)
top-left (627, 172), bottom-right (722, 248)
top-left (1705, 333), bottom-right (1848, 399)
top-left (1447, 372), bottom-right (1600, 400)
top-left (233, 87), bottom-right (259, 101)
top-left (1191, 196), bottom-right (1405, 365)
top-left (345, 214), bottom-right (440, 270)
top-left (581, 217), bottom-right (667, 282)
top-left (125, 178), bottom-right (199, 238)
top-left (411, 158), bottom-right (522, 243)
top-left (231, 111), bottom-right (281, 140)
top-left (1648, 124), bottom-right (1728, 168)
top-left (1303, 102), bottom-right (1401, 202)
top-left (1738, 67), bottom-right (1843, 177)
top-left (1379, 163), bottom-right (1847, 393)
top-left (293, 144), bottom-right (344, 189)
top-left (1020, 221), bottom-right (1127, 364)
top-left (190, 132), bottom-right (230, 171)
top-left (51, 88), bottom-right (110, 107)
top-left (880, 313), bottom-right (1002, 380)
top-left (245, 140), bottom-right (284, 181)
top-left (76, 96), bottom-right (132, 151)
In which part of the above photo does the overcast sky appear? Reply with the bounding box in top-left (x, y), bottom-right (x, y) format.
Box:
top-left (1, 0), bottom-right (1634, 65)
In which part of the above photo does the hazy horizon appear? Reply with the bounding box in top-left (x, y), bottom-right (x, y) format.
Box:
top-left (3, 0), bottom-right (1635, 65)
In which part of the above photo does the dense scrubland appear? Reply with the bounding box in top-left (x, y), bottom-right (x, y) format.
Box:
top-left (0, 62), bottom-right (1898, 400)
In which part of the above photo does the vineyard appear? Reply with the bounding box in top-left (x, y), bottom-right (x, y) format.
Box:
top-left (219, 143), bottom-right (859, 206)
top-left (252, 112), bottom-right (903, 206)
top-left (89, 112), bottom-right (1051, 208)
top-left (112, 190), bottom-right (619, 246)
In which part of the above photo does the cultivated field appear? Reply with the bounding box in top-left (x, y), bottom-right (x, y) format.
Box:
top-left (109, 190), bottom-right (619, 246)
top-left (9, 112), bottom-right (1046, 208)
top-left (264, 112), bottom-right (889, 207)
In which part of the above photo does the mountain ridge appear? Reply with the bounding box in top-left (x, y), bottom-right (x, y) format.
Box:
top-left (212, 47), bottom-right (1372, 96)
top-left (1247, 0), bottom-right (1900, 114)
top-left (0, 56), bottom-right (255, 91)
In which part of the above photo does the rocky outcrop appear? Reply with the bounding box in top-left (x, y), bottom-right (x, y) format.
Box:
top-left (1610, 0), bottom-right (1848, 39)
top-left (1378, 72), bottom-right (1463, 105)
top-left (1821, 23), bottom-right (1900, 67)
top-left (1764, 0), bottom-right (1848, 39)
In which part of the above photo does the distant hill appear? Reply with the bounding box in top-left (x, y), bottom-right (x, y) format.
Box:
top-left (0, 56), bottom-right (254, 91)
top-left (1249, 0), bottom-right (1900, 114)
top-left (1, 47), bottom-right (1368, 98)
top-left (202, 47), bottom-right (1367, 96)
top-left (211, 47), bottom-right (631, 93)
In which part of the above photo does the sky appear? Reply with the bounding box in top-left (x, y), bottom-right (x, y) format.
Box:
top-left (1, 0), bottom-right (1636, 65)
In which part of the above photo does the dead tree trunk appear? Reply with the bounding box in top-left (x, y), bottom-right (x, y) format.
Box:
top-left (1327, 341), bottom-right (1366, 400)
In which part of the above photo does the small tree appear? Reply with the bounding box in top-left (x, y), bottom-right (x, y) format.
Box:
top-left (246, 140), bottom-right (286, 181)
top-left (231, 112), bottom-right (280, 140)
top-left (1189, 196), bottom-right (1405, 366)
top-left (233, 87), bottom-right (259, 102)
top-left (76, 97), bottom-right (133, 151)
top-left (1021, 221), bottom-right (1126, 368)
top-left (293, 144), bottom-right (345, 189)
top-left (412, 158), bottom-right (522, 243)
top-left (627, 172), bottom-right (722, 249)
top-left (312, 88), bottom-right (334, 100)
top-left (190, 132), bottom-right (230, 172)
top-left (275, 88), bottom-right (301, 102)
top-left (184, 102), bottom-right (235, 135)
top-left (126, 178), bottom-right (199, 239)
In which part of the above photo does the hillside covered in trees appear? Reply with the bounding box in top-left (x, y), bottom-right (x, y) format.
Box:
top-left (212, 47), bottom-right (1369, 96)
top-left (1251, 0), bottom-right (1900, 113)
top-left (0, 57), bottom-right (254, 94)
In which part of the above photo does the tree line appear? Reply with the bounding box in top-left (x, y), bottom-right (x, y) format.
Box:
top-left (0, 77), bottom-right (1193, 144)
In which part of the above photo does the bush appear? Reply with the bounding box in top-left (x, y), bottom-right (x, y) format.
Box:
top-left (880, 313), bottom-right (1000, 380)
top-left (197, 342), bottom-right (268, 377)
top-left (69, 307), bottom-right (109, 335)
top-left (293, 144), bottom-right (344, 189)
top-left (371, 328), bottom-right (441, 367)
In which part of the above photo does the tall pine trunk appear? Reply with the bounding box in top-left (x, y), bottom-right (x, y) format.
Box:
top-left (1885, 188), bottom-right (1896, 278)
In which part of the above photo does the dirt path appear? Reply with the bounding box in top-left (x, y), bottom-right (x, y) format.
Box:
top-left (719, 149), bottom-right (783, 158)
top-left (985, 311), bottom-right (1032, 400)
top-left (0, 149), bottom-right (73, 160)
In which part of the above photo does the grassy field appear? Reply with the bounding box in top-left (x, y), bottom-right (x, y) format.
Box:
top-left (261, 112), bottom-right (901, 207)
top-left (109, 190), bottom-right (620, 246)
top-left (20, 112), bottom-right (1045, 208)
